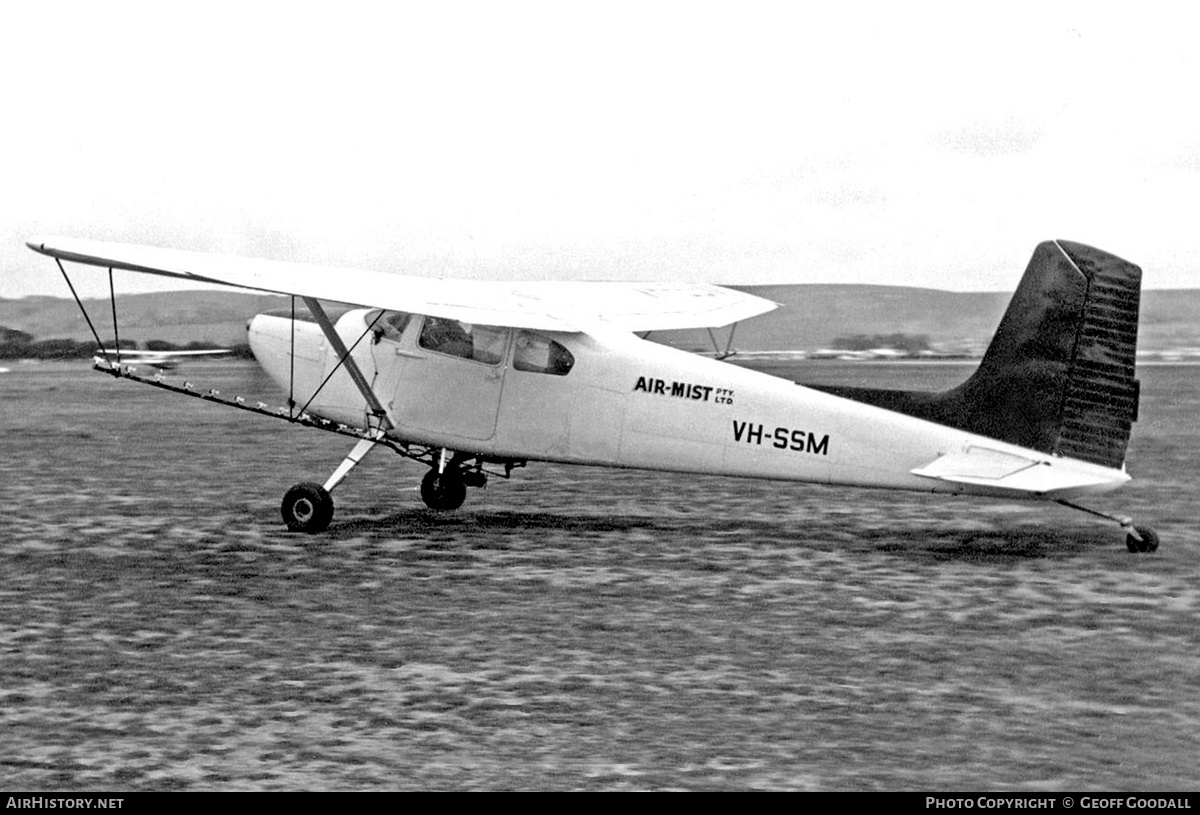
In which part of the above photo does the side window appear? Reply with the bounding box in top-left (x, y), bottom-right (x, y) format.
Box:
top-left (419, 317), bottom-right (509, 364)
top-left (513, 331), bottom-right (575, 376)
top-left (471, 324), bottom-right (509, 364)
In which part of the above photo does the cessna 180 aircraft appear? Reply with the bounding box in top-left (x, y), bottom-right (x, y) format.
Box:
top-left (26, 236), bottom-right (1158, 552)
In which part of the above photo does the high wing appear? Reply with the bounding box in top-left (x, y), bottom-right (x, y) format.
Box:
top-left (26, 236), bottom-right (777, 332)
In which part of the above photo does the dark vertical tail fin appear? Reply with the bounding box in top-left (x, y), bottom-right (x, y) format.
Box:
top-left (950, 240), bottom-right (1141, 467)
top-left (804, 240), bottom-right (1142, 468)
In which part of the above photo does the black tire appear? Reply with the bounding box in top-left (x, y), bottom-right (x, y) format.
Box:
top-left (281, 482), bottom-right (334, 533)
top-left (1132, 525), bottom-right (1152, 552)
top-left (1126, 525), bottom-right (1160, 554)
top-left (420, 468), bottom-right (467, 511)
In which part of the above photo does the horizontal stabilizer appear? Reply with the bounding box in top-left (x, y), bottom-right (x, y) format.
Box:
top-left (911, 447), bottom-right (1126, 494)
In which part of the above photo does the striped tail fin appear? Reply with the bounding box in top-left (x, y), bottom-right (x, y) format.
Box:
top-left (956, 240), bottom-right (1141, 468)
top-left (805, 240), bottom-right (1143, 469)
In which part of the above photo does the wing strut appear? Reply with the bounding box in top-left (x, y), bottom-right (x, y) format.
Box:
top-left (298, 297), bottom-right (397, 432)
top-left (108, 269), bottom-right (121, 365)
top-left (55, 259), bottom-right (112, 364)
top-left (289, 295), bottom-right (297, 413)
top-left (706, 321), bottom-right (739, 360)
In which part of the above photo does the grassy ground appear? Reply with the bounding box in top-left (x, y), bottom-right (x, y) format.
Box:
top-left (1, 360), bottom-right (1197, 790)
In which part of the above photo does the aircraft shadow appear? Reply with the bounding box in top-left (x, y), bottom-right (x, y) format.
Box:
top-left (321, 508), bottom-right (1111, 563)
top-left (326, 508), bottom-right (664, 539)
top-left (856, 526), bottom-right (1110, 562)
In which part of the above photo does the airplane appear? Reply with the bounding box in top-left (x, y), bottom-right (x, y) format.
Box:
top-left (26, 235), bottom-right (1159, 553)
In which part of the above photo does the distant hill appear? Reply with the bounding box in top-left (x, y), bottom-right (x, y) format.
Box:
top-left (0, 291), bottom-right (289, 345)
top-left (2, 286), bottom-right (1199, 353)
top-left (658, 285), bottom-right (1200, 355)
top-left (730, 285), bottom-right (1013, 353)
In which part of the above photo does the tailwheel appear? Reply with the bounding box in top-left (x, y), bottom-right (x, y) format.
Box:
top-left (1056, 500), bottom-right (1160, 554)
top-left (282, 482), bottom-right (334, 533)
top-left (1125, 525), bottom-right (1160, 554)
top-left (420, 467), bottom-right (467, 511)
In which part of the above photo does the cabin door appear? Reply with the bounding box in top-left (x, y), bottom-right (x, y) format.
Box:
top-left (390, 316), bottom-right (510, 441)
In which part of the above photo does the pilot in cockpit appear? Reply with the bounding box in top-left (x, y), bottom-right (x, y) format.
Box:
top-left (420, 317), bottom-right (474, 359)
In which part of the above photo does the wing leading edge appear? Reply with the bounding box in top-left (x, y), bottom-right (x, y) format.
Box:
top-left (26, 236), bottom-right (777, 333)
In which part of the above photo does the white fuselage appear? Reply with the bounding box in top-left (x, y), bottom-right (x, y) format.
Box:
top-left (248, 309), bottom-right (1129, 500)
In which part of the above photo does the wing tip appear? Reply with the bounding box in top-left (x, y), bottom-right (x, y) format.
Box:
top-left (25, 235), bottom-right (76, 257)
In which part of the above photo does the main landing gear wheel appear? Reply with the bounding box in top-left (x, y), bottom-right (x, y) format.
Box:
top-left (1125, 525), bottom-right (1160, 554)
top-left (420, 468), bottom-right (466, 511)
top-left (281, 482), bottom-right (334, 533)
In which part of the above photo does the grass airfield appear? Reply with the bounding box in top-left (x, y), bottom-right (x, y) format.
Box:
top-left (2, 359), bottom-right (1197, 790)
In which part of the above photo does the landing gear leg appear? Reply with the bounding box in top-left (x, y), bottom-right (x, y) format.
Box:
top-left (1055, 499), bottom-right (1160, 554)
top-left (282, 432), bottom-right (383, 533)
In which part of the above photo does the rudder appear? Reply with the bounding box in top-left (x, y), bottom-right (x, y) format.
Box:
top-left (1045, 240), bottom-right (1141, 467)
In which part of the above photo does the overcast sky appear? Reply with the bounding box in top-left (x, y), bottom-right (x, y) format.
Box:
top-left (2, 1), bottom-right (1197, 299)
